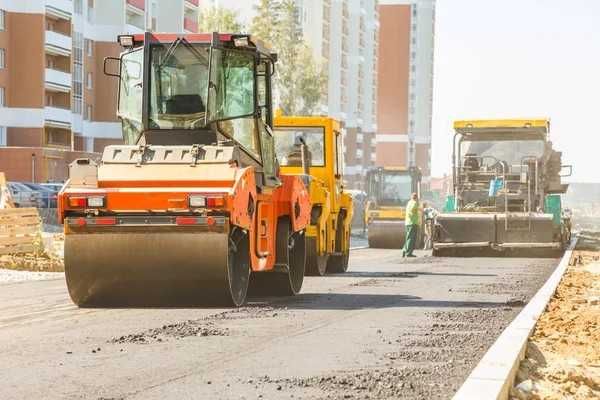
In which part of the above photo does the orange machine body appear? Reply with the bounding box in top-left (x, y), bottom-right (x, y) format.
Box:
top-left (59, 164), bottom-right (310, 273)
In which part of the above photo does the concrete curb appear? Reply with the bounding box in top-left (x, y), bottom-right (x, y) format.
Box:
top-left (452, 239), bottom-right (578, 400)
top-left (350, 246), bottom-right (369, 251)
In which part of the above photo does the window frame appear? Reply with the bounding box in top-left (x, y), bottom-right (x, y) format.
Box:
top-left (206, 46), bottom-right (258, 125)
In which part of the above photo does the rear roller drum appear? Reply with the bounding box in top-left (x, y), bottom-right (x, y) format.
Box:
top-left (327, 213), bottom-right (350, 273)
top-left (249, 219), bottom-right (306, 297)
top-left (305, 236), bottom-right (329, 276)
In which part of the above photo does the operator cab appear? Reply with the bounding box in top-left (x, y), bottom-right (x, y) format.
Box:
top-left (107, 32), bottom-right (280, 187)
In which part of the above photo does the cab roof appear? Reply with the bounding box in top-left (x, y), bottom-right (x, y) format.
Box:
top-left (453, 119), bottom-right (550, 140)
top-left (274, 115), bottom-right (341, 131)
top-left (127, 33), bottom-right (272, 54)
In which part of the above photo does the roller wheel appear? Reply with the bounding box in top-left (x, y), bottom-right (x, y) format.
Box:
top-left (226, 234), bottom-right (251, 307)
top-left (327, 213), bottom-right (350, 273)
top-left (249, 220), bottom-right (306, 297)
top-left (305, 236), bottom-right (329, 276)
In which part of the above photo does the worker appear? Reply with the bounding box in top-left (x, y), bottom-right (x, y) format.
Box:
top-left (422, 202), bottom-right (437, 250)
top-left (463, 153), bottom-right (480, 172)
top-left (402, 192), bottom-right (420, 258)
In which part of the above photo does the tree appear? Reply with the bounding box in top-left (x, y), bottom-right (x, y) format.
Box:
top-left (198, 6), bottom-right (243, 33)
top-left (250, 0), bottom-right (280, 47)
top-left (250, 0), bottom-right (325, 115)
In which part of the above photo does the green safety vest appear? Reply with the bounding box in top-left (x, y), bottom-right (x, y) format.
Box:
top-left (405, 199), bottom-right (420, 226)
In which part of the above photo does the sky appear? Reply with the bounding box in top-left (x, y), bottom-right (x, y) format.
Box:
top-left (431, 0), bottom-right (600, 182)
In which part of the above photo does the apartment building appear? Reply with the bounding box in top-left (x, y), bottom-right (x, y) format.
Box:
top-left (376, 0), bottom-right (435, 182)
top-left (296, 0), bottom-right (379, 189)
top-left (0, 0), bottom-right (199, 182)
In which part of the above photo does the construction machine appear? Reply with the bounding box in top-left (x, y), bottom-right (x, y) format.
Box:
top-left (364, 167), bottom-right (422, 248)
top-left (273, 116), bottom-right (353, 275)
top-left (433, 119), bottom-right (571, 257)
top-left (57, 33), bottom-right (311, 307)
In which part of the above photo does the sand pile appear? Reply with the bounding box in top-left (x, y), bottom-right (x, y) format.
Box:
top-left (511, 250), bottom-right (600, 400)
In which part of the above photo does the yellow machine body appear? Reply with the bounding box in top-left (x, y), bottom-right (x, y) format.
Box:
top-left (274, 116), bottom-right (353, 275)
top-left (365, 167), bottom-right (422, 249)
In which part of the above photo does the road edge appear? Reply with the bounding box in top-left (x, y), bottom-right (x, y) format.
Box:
top-left (452, 238), bottom-right (578, 400)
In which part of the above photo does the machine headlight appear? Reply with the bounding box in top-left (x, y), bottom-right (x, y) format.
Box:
top-left (87, 196), bottom-right (105, 208)
top-left (189, 195), bottom-right (207, 208)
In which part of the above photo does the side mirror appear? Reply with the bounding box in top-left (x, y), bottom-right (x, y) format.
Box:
top-left (103, 57), bottom-right (121, 78)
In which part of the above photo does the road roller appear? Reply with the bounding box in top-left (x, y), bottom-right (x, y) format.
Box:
top-left (273, 116), bottom-right (353, 275)
top-left (433, 119), bottom-right (572, 257)
top-left (57, 32), bottom-right (310, 307)
top-left (364, 167), bottom-right (422, 249)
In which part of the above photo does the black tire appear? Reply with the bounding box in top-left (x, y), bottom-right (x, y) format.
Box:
top-left (305, 236), bottom-right (329, 276)
top-left (249, 219), bottom-right (306, 297)
top-left (327, 213), bottom-right (349, 273)
top-left (226, 234), bottom-right (251, 307)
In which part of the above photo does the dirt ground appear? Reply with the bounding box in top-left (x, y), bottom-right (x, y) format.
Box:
top-left (511, 233), bottom-right (600, 400)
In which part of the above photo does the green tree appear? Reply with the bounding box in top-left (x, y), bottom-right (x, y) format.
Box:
top-left (250, 0), bottom-right (280, 47)
top-left (250, 0), bottom-right (325, 115)
top-left (198, 6), bottom-right (243, 33)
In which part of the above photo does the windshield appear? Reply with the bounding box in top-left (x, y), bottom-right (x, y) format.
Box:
top-left (381, 174), bottom-right (413, 205)
top-left (368, 172), bottom-right (413, 206)
top-left (273, 127), bottom-right (325, 167)
top-left (149, 42), bottom-right (210, 130)
top-left (461, 140), bottom-right (545, 167)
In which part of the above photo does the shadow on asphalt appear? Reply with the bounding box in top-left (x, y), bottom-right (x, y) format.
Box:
top-left (274, 292), bottom-right (511, 311)
top-left (332, 271), bottom-right (497, 278)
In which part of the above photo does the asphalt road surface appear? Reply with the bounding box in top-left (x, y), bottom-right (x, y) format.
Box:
top-left (0, 248), bottom-right (559, 400)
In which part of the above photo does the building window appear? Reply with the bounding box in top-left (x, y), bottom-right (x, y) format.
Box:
top-left (86, 104), bottom-right (92, 120)
top-left (86, 72), bottom-right (92, 89)
top-left (0, 10), bottom-right (5, 31)
top-left (87, 0), bottom-right (94, 23)
top-left (0, 87), bottom-right (5, 107)
top-left (74, 0), bottom-right (83, 15)
top-left (0, 126), bottom-right (6, 146)
top-left (85, 39), bottom-right (93, 56)
top-left (0, 49), bottom-right (5, 69)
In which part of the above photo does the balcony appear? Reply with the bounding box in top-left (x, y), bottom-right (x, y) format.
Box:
top-left (45, 30), bottom-right (72, 56)
top-left (184, 17), bottom-right (198, 33)
top-left (45, 0), bottom-right (73, 20)
top-left (45, 68), bottom-right (71, 92)
top-left (44, 106), bottom-right (72, 129)
top-left (127, 0), bottom-right (145, 12)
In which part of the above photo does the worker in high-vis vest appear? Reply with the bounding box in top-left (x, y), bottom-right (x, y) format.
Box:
top-left (402, 192), bottom-right (420, 258)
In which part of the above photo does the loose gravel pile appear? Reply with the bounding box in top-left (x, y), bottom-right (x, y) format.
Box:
top-left (511, 234), bottom-right (600, 400)
top-left (110, 305), bottom-right (285, 344)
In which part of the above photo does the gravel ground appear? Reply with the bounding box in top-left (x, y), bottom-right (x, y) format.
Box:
top-left (0, 248), bottom-right (559, 400)
top-left (511, 233), bottom-right (600, 400)
top-left (0, 268), bottom-right (63, 283)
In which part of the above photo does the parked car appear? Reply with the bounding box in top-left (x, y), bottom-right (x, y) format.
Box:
top-left (7, 182), bottom-right (43, 208)
top-left (22, 183), bottom-right (58, 208)
top-left (41, 183), bottom-right (64, 193)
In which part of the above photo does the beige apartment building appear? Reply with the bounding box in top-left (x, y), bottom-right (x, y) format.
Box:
top-left (376, 0), bottom-right (435, 181)
top-left (0, 0), bottom-right (199, 182)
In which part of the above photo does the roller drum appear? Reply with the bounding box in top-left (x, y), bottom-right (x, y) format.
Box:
top-left (64, 228), bottom-right (249, 307)
top-left (367, 220), bottom-right (406, 249)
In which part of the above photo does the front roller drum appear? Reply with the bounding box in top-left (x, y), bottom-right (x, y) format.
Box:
top-left (367, 220), bottom-right (406, 249)
top-left (65, 229), bottom-right (250, 307)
